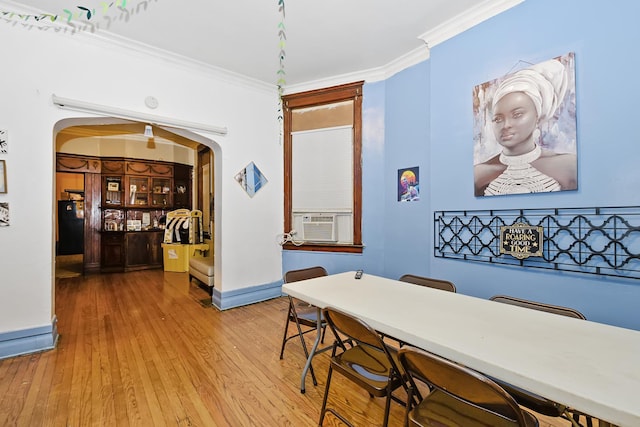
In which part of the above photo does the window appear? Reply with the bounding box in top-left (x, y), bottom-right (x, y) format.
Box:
top-left (282, 81), bottom-right (363, 253)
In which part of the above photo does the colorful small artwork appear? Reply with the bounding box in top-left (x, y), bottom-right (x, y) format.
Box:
top-left (235, 161), bottom-right (268, 198)
top-left (398, 167), bottom-right (419, 202)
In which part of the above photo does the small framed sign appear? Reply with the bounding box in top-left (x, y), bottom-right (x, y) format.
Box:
top-left (127, 219), bottom-right (142, 231)
top-left (107, 182), bottom-right (120, 191)
top-left (500, 222), bottom-right (543, 259)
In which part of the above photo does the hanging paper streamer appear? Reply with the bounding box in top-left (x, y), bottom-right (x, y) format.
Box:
top-left (0, 0), bottom-right (159, 34)
top-left (276, 0), bottom-right (286, 141)
top-left (277, 0), bottom-right (286, 96)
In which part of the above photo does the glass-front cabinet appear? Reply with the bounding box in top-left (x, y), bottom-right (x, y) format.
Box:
top-left (126, 176), bottom-right (150, 207)
top-left (125, 176), bottom-right (172, 207)
top-left (102, 176), bottom-right (124, 207)
top-left (151, 177), bottom-right (172, 207)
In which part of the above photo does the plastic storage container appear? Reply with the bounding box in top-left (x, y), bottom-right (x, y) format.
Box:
top-left (161, 243), bottom-right (190, 272)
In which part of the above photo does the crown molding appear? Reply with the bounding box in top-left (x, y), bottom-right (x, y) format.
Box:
top-left (3, 0), bottom-right (521, 96)
top-left (383, 44), bottom-right (431, 80)
top-left (418, 0), bottom-right (524, 48)
top-left (284, 44), bottom-right (430, 94)
top-left (86, 31), bottom-right (276, 95)
top-left (284, 0), bottom-right (523, 94)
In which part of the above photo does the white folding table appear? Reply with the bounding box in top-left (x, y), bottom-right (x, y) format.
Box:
top-left (282, 271), bottom-right (640, 427)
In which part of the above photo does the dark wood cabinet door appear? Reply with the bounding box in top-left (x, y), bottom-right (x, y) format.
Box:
top-left (125, 232), bottom-right (150, 268)
top-left (148, 232), bottom-right (164, 267)
top-left (124, 232), bottom-right (164, 270)
top-left (101, 233), bottom-right (125, 272)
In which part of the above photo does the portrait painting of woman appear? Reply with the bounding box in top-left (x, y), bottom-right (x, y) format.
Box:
top-left (473, 52), bottom-right (577, 197)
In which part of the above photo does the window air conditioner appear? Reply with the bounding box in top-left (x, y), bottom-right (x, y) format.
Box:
top-left (302, 214), bottom-right (336, 242)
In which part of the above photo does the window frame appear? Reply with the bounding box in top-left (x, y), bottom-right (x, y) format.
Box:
top-left (282, 81), bottom-right (363, 253)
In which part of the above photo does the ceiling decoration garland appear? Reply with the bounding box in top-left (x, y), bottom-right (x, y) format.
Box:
top-left (277, 0), bottom-right (286, 97)
top-left (0, 1), bottom-right (157, 34)
top-left (277, 0), bottom-right (286, 131)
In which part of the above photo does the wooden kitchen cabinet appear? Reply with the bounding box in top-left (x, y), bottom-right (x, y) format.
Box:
top-left (125, 231), bottom-right (163, 271)
top-left (98, 158), bottom-right (190, 272)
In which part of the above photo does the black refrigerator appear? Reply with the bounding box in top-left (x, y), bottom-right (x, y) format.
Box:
top-left (57, 200), bottom-right (84, 255)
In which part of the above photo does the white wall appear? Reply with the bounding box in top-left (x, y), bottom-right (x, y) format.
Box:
top-left (0, 20), bottom-right (283, 335)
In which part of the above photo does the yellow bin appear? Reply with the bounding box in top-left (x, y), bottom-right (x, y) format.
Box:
top-left (162, 243), bottom-right (190, 272)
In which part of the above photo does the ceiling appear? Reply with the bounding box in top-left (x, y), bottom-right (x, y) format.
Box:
top-left (7, 0), bottom-right (521, 89)
top-left (9, 0), bottom-right (520, 144)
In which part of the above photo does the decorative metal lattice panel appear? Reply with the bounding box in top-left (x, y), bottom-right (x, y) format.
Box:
top-left (434, 206), bottom-right (640, 279)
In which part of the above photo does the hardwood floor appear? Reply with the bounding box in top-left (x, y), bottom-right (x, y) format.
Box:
top-left (54, 254), bottom-right (83, 279)
top-left (0, 270), bottom-right (585, 426)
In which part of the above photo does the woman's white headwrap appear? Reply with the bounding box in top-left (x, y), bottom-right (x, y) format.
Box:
top-left (492, 58), bottom-right (568, 124)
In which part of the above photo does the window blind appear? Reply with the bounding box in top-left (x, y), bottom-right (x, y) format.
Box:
top-left (291, 125), bottom-right (353, 211)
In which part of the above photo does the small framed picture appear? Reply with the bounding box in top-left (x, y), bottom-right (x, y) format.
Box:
top-left (107, 182), bottom-right (120, 191)
top-left (0, 160), bottom-right (6, 194)
top-left (126, 219), bottom-right (142, 231)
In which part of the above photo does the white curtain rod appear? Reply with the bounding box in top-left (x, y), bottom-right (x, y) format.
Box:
top-left (51, 94), bottom-right (228, 136)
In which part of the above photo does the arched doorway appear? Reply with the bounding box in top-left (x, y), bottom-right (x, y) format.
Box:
top-left (53, 117), bottom-right (221, 284)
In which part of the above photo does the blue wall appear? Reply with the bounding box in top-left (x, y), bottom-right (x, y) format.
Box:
top-left (382, 63), bottom-right (431, 279)
top-left (429, 0), bottom-right (640, 330)
top-left (284, 0), bottom-right (640, 330)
